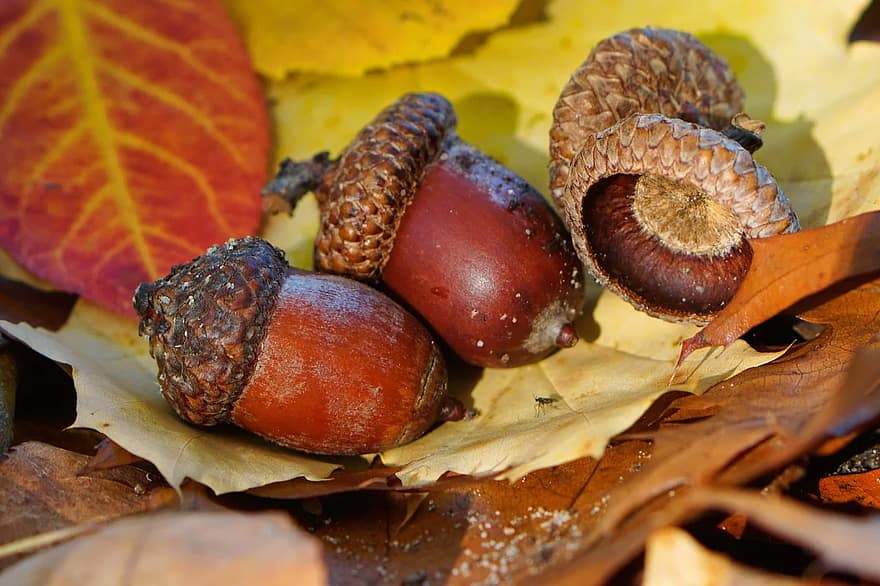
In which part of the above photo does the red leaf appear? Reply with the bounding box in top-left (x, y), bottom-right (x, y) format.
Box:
top-left (0, 0), bottom-right (269, 315)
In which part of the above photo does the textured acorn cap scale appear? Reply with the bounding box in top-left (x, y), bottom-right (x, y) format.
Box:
top-left (315, 93), bottom-right (455, 281)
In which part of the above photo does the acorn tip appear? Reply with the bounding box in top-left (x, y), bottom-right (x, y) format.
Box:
top-left (555, 322), bottom-right (579, 348)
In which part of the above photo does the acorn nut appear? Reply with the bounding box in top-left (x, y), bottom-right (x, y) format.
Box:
top-left (264, 92), bottom-right (586, 368)
top-left (134, 236), bottom-right (456, 455)
top-left (550, 28), bottom-right (800, 324)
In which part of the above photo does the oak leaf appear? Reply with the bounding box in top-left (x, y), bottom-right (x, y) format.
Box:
top-left (540, 277), bottom-right (880, 584)
top-left (0, 0), bottom-right (269, 315)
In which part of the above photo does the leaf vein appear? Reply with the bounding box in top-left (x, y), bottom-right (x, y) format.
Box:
top-left (98, 59), bottom-right (250, 169)
top-left (53, 183), bottom-right (111, 259)
top-left (0, 44), bottom-right (64, 133)
top-left (15, 122), bottom-right (87, 227)
top-left (140, 226), bottom-right (203, 259)
top-left (88, 233), bottom-right (138, 282)
top-left (58, 0), bottom-right (154, 277)
top-left (115, 130), bottom-right (234, 236)
top-left (82, 0), bottom-right (252, 105)
top-left (0, 0), bottom-right (50, 56)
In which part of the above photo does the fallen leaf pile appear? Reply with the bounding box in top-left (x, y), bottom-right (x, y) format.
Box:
top-left (2, 0), bottom-right (880, 584)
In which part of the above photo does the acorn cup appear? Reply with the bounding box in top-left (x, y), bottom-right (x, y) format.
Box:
top-left (134, 236), bottom-right (460, 456)
top-left (550, 28), bottom-right (799, 324)
top-left (264, 93), bottom-right (586, 368)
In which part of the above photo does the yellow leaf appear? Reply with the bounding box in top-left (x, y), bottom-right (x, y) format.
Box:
top-left (259, 0), bottom-right (880, 487)
top-left (381, 295), bottom-right (781, 486)
top-left (222, 0), bottom-right (521, 78)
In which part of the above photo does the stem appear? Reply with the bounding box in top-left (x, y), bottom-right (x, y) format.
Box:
top-left (261, 152), bottom-right (336, 214)
top-left (722, 113), bottom-right (765, 154)
top-left (678, 104), bottom-right (765, 154)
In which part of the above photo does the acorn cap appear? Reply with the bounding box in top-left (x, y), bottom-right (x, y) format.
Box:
top-left (562, 113), bottom-right (800, 323)
top-left (315, 92), bottom-right (457, 280)
top-left (133, 237), bottom-right (287, 426)
top-left (550, 27), bottom-right (744, 207)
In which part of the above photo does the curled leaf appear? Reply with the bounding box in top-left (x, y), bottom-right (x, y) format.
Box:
top-left (678, 211), bottom-right (880, 366)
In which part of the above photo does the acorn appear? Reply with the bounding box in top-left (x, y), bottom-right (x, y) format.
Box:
top-left (264, 92), bottom-right (586, 368)
top-left (549, 28), bottom-right (799, 324)
top-left (133, 236), bottom-right (455, 455)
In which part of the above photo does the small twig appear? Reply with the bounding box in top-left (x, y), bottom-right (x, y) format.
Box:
top-left (261, 152), bottom-right (335, 214)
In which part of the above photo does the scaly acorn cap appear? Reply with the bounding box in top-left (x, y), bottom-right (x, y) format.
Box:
top-left (550, 27), bottom-right (744, 207)
top-left (563, 114), bottom-right (799, 323)
top-left (566, 114), bottom-right (799, 240)
top-left (263, 92), bottom-right (457, 282)
top-left (133, 237), bottom-right (287, 426)
top-left (319, 92), bottom-right (456, 280)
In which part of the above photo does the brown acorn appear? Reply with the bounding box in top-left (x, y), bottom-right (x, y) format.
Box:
top-left (549, 28), bottom-right (799, 324)
top-left (264, 93), bottom-right (585, 368)
top-left (134, 236), bottom-right (454, 455)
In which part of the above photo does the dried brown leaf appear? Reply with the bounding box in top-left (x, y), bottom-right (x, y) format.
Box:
top-left (292, 441), bottom-right (654, 584)
top-left (601, 278), bottom-right (880, 533)
top-left (248, 466), bottom-right (402, 500)
top-left (0, 511), bottom-right (326, 586)
top-left (541, 277), bottom-right (880, 583)
top-left (80, 439), bottom-right (145, 474)
top-left (688, 487), bottom-right (880, 582)
top-left (0, 442), bottom-right (163, 565)
top-left (679, 212), bottom-right (880, 364)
